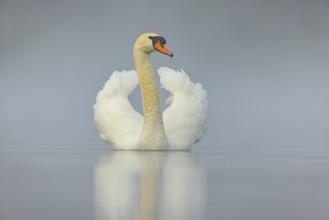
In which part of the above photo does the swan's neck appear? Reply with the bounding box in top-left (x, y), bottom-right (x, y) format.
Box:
top-left (134, 50), bottom-right (168, 149)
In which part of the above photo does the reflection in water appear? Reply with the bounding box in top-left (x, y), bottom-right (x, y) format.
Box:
top-left (94, 151), bottom-right (206, 220)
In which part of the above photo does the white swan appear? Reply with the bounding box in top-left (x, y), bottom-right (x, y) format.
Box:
top-left (93, 33), bottom-right (208, 150)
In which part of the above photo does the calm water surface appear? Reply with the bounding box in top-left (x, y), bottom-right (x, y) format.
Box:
top-left (0, 147), bottom-right (329, 220)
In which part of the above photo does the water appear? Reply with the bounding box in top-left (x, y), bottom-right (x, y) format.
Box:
top-left (0, 147), bottom-right (329, 220)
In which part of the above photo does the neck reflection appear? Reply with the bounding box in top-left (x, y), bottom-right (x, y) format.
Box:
top-left (95, 151), bottom-right (206, 220)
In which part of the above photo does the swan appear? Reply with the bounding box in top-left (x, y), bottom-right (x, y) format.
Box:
top-left (93, 33), bottom-right (208, 150)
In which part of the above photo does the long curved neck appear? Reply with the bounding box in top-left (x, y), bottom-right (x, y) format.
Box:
top-left (134, 48), bottom-right (168, 149)
top-left (134, 51), bottom-right (162, 121)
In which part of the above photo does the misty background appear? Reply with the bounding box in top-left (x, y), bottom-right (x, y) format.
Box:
top-left (1, 0), bottom-right (328, 151)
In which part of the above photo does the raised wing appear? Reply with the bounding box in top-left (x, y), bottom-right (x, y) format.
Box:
top-left (159, 67), bottom-right (208, 150)
top-left (93, 70), bottom-right (143, 150)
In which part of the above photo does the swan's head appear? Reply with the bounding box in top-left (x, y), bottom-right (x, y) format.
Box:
top-left (134, 33), bottom-right (173, 57)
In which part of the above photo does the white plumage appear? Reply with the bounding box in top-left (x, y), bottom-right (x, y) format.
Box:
top-left (94, 70), bottom-right (143, 149)
top-left (159, 67), bottom-right (208, 149)
top-left (93, 33), bottom-right (208, 150)
top-left (94, 67), bottom-right (208, 150)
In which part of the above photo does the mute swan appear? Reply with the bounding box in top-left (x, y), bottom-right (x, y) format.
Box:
top-left (93, 33), bottom-right (208, 150)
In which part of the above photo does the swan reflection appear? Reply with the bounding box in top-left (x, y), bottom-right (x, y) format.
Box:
top-left (95, 151), bottom-right (206, 220)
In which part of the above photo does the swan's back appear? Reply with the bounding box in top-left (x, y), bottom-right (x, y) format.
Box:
top-left (94, 68), bottom-right (208, 150)
top-left (159, 67), bottom-right (208, 150)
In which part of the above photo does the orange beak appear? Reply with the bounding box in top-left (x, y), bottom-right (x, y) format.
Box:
top-left (154, 40), bottom-right (173, 57)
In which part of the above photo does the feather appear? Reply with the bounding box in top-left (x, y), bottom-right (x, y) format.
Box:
top-left (93, 70), bottom-right (143, 150)
top-left (159, 67), bottom-right (208, 150)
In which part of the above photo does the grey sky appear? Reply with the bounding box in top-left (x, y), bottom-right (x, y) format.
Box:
top-left (1, 0), bottom-right (329, 150)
